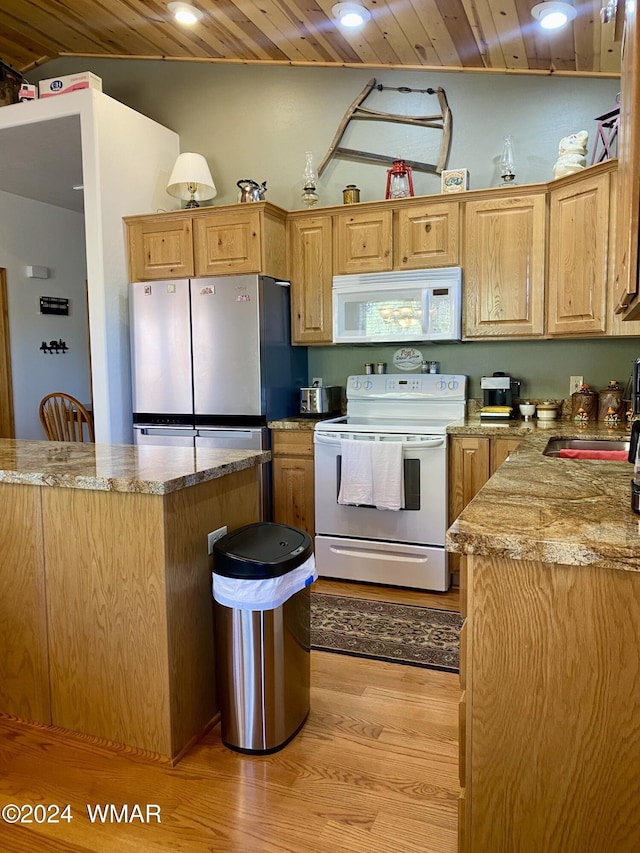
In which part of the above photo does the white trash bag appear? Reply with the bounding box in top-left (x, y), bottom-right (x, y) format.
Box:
top-left (212, 553), bottom-right (317, 612)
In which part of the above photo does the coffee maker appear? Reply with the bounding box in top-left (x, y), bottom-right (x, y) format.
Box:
top-left (480, 372), bottom-right (521, 420)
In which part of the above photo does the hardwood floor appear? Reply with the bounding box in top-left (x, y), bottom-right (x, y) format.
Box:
top-left (0, 582), bottom-right (460, 852)
top-left (315, 577), bottom-right (461, 611)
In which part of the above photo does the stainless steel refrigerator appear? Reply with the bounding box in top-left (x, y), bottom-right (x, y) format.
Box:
top-left (129, 274), bottom-right (308, 517)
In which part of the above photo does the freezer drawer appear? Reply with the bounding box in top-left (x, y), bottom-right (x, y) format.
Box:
top-left (196, 427), bottom-right (270, 520)
top-left (133, 425), bottom-right (196, 447)
top-left (196, 427), bottom-right (266, 451)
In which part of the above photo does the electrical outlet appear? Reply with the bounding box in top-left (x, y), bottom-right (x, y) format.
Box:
top-left (570, 375), bottom-right (584, 395)
top-left (312, 376), bottom-right (323, 386)
top-left (207, 525), bottom-right (227, 555)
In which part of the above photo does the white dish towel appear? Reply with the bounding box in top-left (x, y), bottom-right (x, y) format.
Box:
top-left (337, 439), bottom-right (404, 511)
top-left (338, 439), bottom-right (373, 506)
top-left (371, 440), bottom-right (404, 511)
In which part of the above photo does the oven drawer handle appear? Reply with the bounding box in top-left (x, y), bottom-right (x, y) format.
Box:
top-left (314, 432), bottom-right (444, 448)
top-left (328, 544), bottom-right (428, 563)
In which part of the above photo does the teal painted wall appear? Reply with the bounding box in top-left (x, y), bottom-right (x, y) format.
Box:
top-left (27, 58), bottom-right (629, 400)
top-left (307, 337), bottom-right (639, 400)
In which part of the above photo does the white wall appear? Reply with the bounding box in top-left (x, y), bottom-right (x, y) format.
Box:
top-left (80, 92), bottom-right (180, 444)
top-left (0, 90), bottom-right (180, 445)
top-left (0, 190), bottom-right (89, 439)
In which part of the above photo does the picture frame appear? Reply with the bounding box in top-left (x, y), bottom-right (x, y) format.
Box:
top-left (441, 168), bottom-right (469, 194)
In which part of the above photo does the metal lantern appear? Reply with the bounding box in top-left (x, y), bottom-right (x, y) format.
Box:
top-left (385, 160), bottom-right (414, 199)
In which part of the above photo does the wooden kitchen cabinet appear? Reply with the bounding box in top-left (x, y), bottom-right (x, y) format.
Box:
top-left (463, 191), bottom-right (546, 338)
top-left (459, 554), bottom-right (640, 852)
top-left (489, 436), bottom-right (523, 472)
top-left (0, 484), bottom-right (49, 726)
top-left (447, 434), bottom-right (522, 516)
top-left (614, 0), bottom-right (640, 319)
top-left (333, 208), bottom-right (393, 274)
top-left (546, 166), bottom-right (610, 336)
top-left (287, 214), bottom-right (333, 344)
top-left (124, 202), bottom-right (287, 282)
top-left (126, 212), bottom-right (194, 280)
top-left (448, 434), bottom-right (522, 573)
top-left (394, 200), bottom-right (460, 268)
top-left (39, 467), bottom-right (259, 760)
top-left (287, 195), bottom-right (461, 342)
top-left (193, 205), bottom-right (286, 277)
top-left (271, 429), bottom-right (315, 538)
top-left (448, 436), bottom-right (491, 526)
top-left (546, 161), bottom-right (640, 337)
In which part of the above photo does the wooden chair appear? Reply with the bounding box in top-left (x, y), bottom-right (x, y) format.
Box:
top-left (39, 392), bottom-right (95, 442)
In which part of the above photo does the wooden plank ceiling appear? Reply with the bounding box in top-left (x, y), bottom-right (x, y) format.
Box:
top-left (0, 0), bottom-right (621, 77)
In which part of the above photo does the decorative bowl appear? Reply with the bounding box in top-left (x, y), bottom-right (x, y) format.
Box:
top-left (519, 403), bottom-right (536, 420)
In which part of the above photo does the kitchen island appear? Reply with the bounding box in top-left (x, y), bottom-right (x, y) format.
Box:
top-left (447, 422), bottom-right (640, 852)
top-left (0, 439), bottom-right (268, 763)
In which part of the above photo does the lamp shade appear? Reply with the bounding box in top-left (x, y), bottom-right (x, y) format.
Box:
top-left (166, 152), bottom-right (217, 205)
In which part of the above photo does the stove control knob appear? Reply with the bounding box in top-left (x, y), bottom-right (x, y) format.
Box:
top-left (364, 379), bottom-right (373, 390)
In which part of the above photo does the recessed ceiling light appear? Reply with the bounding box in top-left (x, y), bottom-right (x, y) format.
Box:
top-left (531, 2), bottom-right (577, 30)
top-left (332, 3), bottom-right (371, 28)
top-left (168, 2), bottom-right (203, 25)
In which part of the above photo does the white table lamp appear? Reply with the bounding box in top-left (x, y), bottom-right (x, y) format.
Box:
top-left (166, 152), bottom-right (217, 208)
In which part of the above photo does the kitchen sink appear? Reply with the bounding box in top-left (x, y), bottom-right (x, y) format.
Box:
top-left (543, 438), bottom-right (630, 457)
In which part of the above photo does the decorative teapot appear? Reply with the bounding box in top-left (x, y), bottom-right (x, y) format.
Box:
top-left (237, 179), bottom-right (267, 203)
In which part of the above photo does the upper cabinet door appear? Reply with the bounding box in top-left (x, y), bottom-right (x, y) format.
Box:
top-left (615, 1), bottom-right (640, 314)
top-left (333, 209), bottom-right (392, 274)
top-left (126, 216), bottom-right (194, 281)
top-left (288, 216), bottom-right (333, 344)
top-left (463, 193), bottom-right (546, 338)
top-left (394, 201), bottom-right (460, 268)
top-left (193, 209), bottom-right (261, 275)
top-left (547, 172), bottom-right (609, 336)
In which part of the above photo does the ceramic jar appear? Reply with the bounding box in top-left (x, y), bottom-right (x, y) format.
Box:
top-left (571, 384), bottom-right (597, 422)
top-left (537, 402), bottom-right (558, 421)
top-left (597, 380), bottom-right (624, 421)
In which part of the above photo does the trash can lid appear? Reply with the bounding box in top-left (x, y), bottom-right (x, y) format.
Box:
top-left (212, 522), bottom-right (313, 579)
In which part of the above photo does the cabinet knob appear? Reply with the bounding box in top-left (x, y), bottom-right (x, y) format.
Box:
top-left (425, 222), bottom-right (431, 232)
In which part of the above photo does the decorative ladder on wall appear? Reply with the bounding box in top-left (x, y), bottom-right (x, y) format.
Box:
top-left (317, 78), bottom-right (452, 177)
top-left (590, 103), bottom-right (620, 164)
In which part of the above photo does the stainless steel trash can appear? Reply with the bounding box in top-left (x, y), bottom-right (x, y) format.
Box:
top-left (212, 522), bottom-right (314, 754)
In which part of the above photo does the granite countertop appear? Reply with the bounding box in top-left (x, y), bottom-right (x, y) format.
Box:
top-left (446, 419), bottom-right (640, 572)
top-left (0, 439), bottom-right (269, 494)
top-left (268, 416), bottom-right (333, 430)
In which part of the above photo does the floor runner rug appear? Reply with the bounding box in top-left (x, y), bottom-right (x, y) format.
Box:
top-left (310, 592), bottom-right (462, 672)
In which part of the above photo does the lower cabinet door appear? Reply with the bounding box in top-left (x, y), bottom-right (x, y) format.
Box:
top-left (272, 455), bottom-right (315, 538)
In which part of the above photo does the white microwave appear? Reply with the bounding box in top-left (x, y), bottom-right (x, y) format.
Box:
top-left (332, 267), bottom-right (462, 344)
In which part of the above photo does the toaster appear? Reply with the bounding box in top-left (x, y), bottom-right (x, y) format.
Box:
top-left (299, 385), bottom-right (342, 415)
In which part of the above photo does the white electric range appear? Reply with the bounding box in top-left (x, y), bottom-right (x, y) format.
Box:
top-left (313, 374), bottom-right (467, 591)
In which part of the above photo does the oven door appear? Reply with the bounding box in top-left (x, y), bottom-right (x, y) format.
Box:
top-left (314, 429), bottom-right (447, 546)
